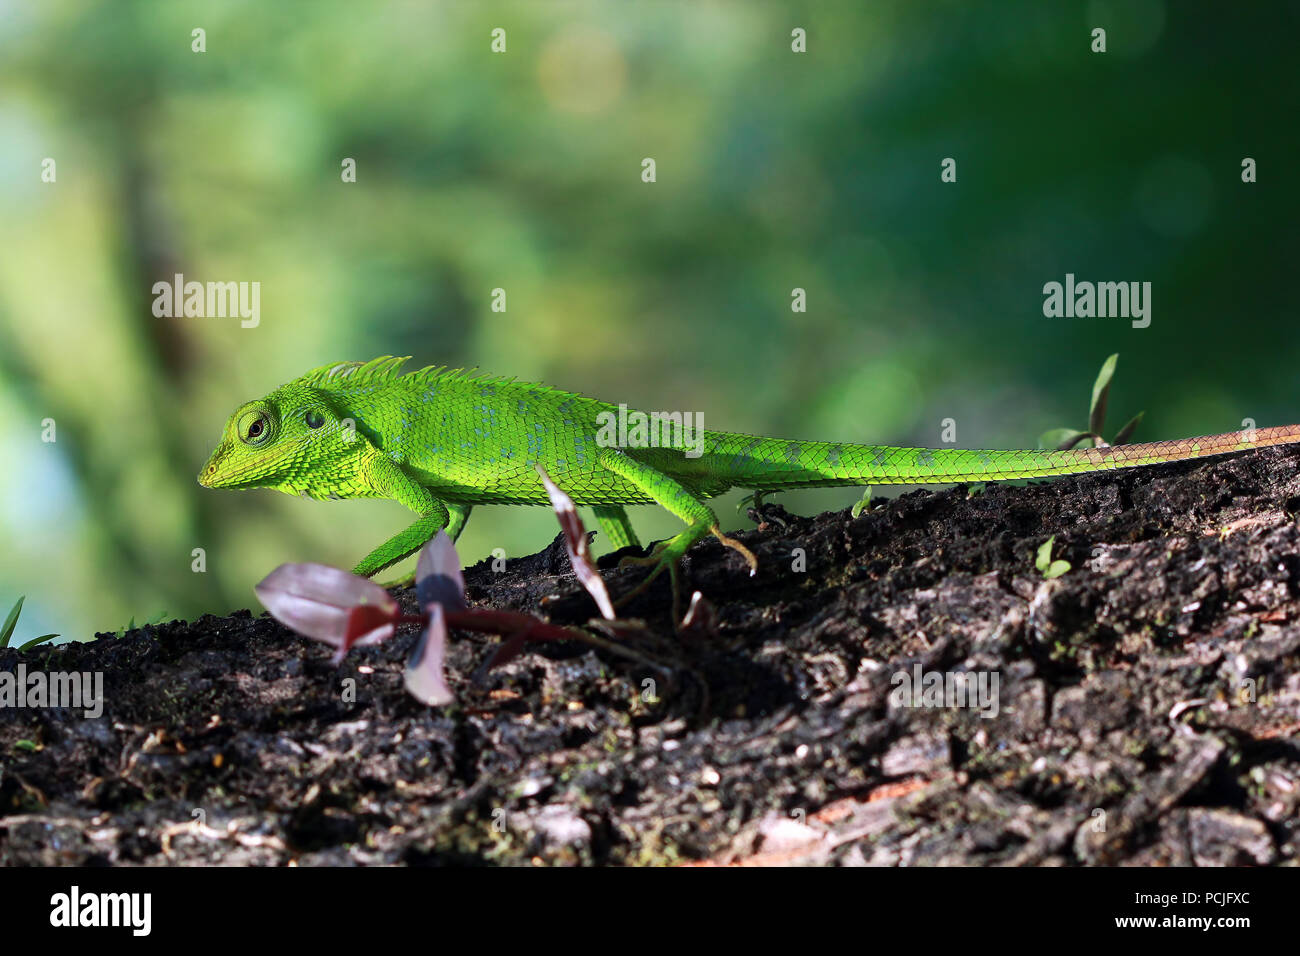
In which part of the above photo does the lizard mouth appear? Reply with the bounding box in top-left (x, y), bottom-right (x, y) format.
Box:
top-left (198, 445), bottom-right (236, 488)
top-left (198, 436), bottom-right (313, 489)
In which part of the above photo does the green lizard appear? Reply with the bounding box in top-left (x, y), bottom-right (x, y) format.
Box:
top-left (199, 356), bottom-right (1300, 606)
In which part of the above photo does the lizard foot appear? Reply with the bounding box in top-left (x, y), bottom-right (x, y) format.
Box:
top-left (615, 525), bottom-right (758, 623)
top-left (616, 538), bottom-right (686, 619)
top-left (739, 491), bottom-right (789, 531)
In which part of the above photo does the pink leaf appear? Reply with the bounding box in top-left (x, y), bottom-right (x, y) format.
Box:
top-left (254, 563), bottom-right (398, 649)
top-left (405, 603), bottom-right (454, 706)
top-left (535, 466), bottom-right (616, 620)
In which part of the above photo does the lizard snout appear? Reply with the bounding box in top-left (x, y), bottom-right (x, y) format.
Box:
top-left (199, 445), bottom-right (231, 488)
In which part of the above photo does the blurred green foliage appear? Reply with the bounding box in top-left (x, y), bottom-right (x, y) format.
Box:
top-left (0, 0), bottom-right (1297, 642)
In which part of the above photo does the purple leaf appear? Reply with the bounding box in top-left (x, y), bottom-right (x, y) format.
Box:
top-left (415, 530), bottom-right (467, 612)
top-left (254, 563), bottom-right (398, 649)
top-left (339, 604), bottom-right (399, 661)
top-left (1113, 411), bottom-right (1145, 446)
top-left (535, 465), bottom-right (616, 620)
top-left (405, 603), bottom-right (454, 706)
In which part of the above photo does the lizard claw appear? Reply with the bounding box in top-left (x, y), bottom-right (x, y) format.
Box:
top-left (710, 527), bottom-right (758, 575)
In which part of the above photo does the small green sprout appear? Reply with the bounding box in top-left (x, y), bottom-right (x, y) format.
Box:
top-left (1036, 535), bottom-right (1071, 579)
top-left (851, 487), bottom-right (874, 518)
top-left (113, 611), bottom-right (169, 638)
top-left (1038, 353), bottom-right (1145, 451)
top-left (1, 597), bottom-right (59, 651)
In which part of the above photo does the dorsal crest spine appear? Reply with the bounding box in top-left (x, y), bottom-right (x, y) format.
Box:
top-left (293, 356), bottom-right (533, 395)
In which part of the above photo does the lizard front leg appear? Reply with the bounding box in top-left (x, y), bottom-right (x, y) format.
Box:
top-left (445, 501), bottom-right (473, 543)
top-left (353, 461), bottom-right (451, 578)
top-left (597, 448), bottom-right (755, 618)
top-left (376, 499), bottom-right (470, 588)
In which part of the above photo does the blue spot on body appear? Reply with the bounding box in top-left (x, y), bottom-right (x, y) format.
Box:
top-left (729, 438), bottom-right (762, 470)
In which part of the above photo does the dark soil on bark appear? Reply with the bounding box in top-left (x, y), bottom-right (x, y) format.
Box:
top-left (3, 448), bottom-right (1300, 866)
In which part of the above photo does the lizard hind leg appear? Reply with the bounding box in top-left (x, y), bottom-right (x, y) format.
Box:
top-left (597, 448), bottom-right (755, 619)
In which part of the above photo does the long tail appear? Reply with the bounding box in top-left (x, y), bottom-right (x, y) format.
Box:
top-left (704, 425), bottom-right (1300, 489)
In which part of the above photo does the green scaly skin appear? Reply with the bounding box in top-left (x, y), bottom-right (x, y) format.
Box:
top-left (200, 357), bottom-right (1300, 606)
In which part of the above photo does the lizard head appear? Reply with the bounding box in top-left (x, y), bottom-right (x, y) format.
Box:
top-left (199, 384), bottom-right (356, 494)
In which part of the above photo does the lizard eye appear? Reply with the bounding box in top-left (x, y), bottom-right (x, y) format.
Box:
top-left (238, 411), bottom-right (272, 446)
top-left (305, 410), bottom-right (325, 429)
